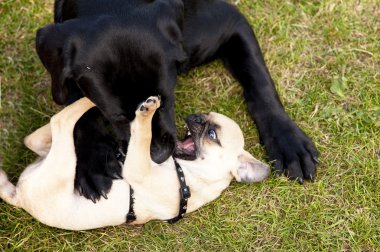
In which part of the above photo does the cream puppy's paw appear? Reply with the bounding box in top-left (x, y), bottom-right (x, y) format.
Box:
top-left (136, 96), bottom-right (161, 118)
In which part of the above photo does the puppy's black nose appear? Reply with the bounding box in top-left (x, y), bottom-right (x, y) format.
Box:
top-left (188, 114), bottom-right (206, 124)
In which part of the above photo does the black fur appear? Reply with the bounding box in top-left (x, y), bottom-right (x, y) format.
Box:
top-left (36, 0), bottom-right (318, 200)
top-left (73, 107), bottom-right (122, 202)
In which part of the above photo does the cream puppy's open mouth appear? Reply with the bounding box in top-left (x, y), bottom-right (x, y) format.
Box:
top-left (175, 124), bottom-right (198, 160)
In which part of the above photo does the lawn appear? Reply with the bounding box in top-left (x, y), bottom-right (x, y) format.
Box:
top-left (0, 0), bottom-right (379, 251)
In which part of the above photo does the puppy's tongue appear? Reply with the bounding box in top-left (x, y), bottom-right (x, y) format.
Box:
top-left (178, 138), bottom-right (195, 152)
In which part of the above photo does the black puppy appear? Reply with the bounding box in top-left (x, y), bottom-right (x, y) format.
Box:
top-left (36, 0), bottom-right (318, 201)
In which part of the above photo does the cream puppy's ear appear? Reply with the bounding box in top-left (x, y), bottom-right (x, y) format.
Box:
top-left (234, 150), bottom-right (270, 183)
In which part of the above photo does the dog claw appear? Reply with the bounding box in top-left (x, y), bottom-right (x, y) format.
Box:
top-left (115, 172), bottom-right (123, 179)
top-left (312, 156), bottom-right (319, 164)
top-left (284, 169), bottom-right (289, 177)
top-left (100, 191), bottom-right (108, 200)
top-left (297, 177), bottom-right (303, 184)
top-left (275, 171), bottom-right (283, 177)
top-left (307, 174), bottom-right (314, 182)
top-left (108, 170), bottom-right (123, 180)
top-left (117, 148), bottom-right (126, 157)
top-left (89, 195), bottom-right (97, 204)
top-left (78, 185), bottom-right (83, 196)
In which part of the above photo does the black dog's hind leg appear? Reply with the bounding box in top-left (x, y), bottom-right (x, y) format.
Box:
top-left (73, 107), bottom-right (123, 202)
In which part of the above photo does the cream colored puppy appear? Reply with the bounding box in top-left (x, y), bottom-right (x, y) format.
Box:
top-left (0, 97), bottom-right (270, 230)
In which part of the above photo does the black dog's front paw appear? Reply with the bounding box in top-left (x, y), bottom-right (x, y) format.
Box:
top-left (263, 121), bottom-right (318, 183)
top-left (74, 151), bottom-right (123, 202)
top-left (74, 153), bottom-right (122, 202)
top-left (73, 107), bottom-right (124, 202)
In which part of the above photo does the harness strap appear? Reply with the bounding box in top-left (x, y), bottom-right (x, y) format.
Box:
top-left (166, 159), bottom-right (191, 224)
top-left (116, 149), bottom-right (191, 224)
top-left (126, 186), bottom-right (136, 223)
top-left (115, 149), bottom-right (136, 223)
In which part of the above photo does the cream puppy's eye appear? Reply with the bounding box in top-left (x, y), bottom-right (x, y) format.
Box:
top-left (207, 129), bottom-right (217, 140)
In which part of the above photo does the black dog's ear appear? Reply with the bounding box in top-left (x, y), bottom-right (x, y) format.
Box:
top-left (54, 0), bottom-right (78, 23)
top-left (36, 24), bottom-right (78, 105)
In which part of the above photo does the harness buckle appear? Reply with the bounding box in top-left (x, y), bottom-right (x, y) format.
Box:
top-left (180, 186), bottom-right (191, 200)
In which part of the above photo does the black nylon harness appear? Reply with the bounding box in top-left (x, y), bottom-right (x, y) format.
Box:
top-left (116, 150), bottom-right (191, 224)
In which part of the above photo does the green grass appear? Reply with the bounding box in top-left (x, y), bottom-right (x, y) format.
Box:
top-left (1, 0), bottom-right (379, 251)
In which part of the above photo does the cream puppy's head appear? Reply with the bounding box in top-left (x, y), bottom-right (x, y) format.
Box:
top-left (174, 112), bottom-right (270, 183)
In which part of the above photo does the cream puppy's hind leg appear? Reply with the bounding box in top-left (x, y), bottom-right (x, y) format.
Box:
top-left (23, 97), bottom-right (94, 157)
top-left (0, 98), bottom-right (95, 207)
top-left (24, 123), bottom-right (52, 157)
top-left (50, 97), bottom-right (96, 132)
top-left (45, 97), bottom-right (95, 180)
top-left (123, 96), bottom-right (161, 183)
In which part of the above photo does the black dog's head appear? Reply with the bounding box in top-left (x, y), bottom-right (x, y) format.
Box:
top-left (36, 16), bottom-right (186, 163)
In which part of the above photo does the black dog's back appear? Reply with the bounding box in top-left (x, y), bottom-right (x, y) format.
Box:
top-left (54, 0), bottom-right (185, 23)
